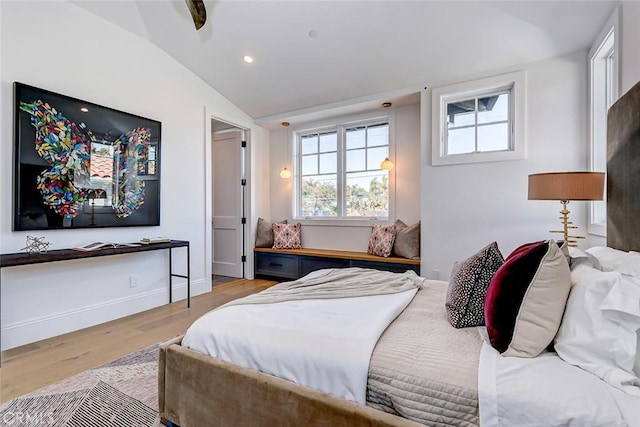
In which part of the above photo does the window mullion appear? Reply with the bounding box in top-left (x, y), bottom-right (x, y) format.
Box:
top-left (296, 133), bottom-right (302, 217)
top-left (474, 97), bottom-right (479, 153)
top-left (337, 126), bottom-right (345, 218)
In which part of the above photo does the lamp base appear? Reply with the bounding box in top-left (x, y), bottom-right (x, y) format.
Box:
top-left (549, 200), bottom-right (584, 247)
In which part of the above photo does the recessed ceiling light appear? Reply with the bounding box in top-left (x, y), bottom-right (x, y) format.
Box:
top-left (382, 102), bottom-right (392, 108)
top-left (243, 55), bottom-right (254, 64)
top-left (80, 107), bottom-right (89, 113)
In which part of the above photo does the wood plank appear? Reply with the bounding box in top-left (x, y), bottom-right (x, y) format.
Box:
top-left (254, 247), bottom-right (421, 265)
top-left (0, 278), bottom-right (277, 403)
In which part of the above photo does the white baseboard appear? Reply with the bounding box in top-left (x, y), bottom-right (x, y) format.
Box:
top-left (1, 278), bottom-right (208, 351)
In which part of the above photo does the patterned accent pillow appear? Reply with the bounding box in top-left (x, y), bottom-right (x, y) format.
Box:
top-left (445, 242), bottom-right (504, 328)
top-left (485, 240), bottom-right (571, 357)
top-left (367, 224), bottom-right (396, 257)
top-left (272, 222), bottom-right (302, 249)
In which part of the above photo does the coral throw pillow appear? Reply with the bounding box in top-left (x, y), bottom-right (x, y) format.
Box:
top-left (485, 240), bottom-right (571, 357)
top-left (367, 224), bottom-right (396, 257)
top-left (272, 222), bottom-right (302, 249)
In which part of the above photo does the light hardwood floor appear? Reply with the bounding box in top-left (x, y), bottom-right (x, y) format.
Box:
top-left (0, 278), bottom-right (276, 403)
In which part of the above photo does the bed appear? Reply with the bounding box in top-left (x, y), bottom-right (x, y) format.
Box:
top-left (158, 80), bottom-right (640, 427)
top-left (159, 269), bottom-right (482, 427)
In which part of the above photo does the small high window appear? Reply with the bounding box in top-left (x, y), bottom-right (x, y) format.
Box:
top-left (432, 71), bottom-right (525, 166)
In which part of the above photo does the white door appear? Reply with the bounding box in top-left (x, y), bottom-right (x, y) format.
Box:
top-left (212, 130), bottom-right (243, 277)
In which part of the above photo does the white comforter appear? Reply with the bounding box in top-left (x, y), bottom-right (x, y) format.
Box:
top-left (182, 270), bottom-right (419, 403)
top-left (478, 336), bottom-right (640, 427)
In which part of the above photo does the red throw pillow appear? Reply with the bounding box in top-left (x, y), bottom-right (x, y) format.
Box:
top-left (484, 240), bottom-right (571, 357)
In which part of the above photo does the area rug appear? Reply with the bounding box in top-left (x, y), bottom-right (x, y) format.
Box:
top-left (0, 344), bottom-right (161, 426)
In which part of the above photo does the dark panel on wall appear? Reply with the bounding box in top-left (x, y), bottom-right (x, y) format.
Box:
top-left (607, 80), bottom-right (640, 252)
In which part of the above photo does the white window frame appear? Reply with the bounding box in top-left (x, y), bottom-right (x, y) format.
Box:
top-left (588, 8), bottom-right (619, 237)
top-left (431, 71), bottom-right (526, 166)
top-left (292, 112), bottom-right (396, 227)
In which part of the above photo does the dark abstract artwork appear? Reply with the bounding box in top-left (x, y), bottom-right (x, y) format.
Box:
top-left (13, 83), bottom-right (161, 230)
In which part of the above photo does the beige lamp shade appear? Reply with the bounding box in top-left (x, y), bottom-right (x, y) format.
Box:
top-left (528, 172), bottom-right (605, 201)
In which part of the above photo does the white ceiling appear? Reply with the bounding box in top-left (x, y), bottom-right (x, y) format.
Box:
top-left (72, 0), bottom-right (616, 123)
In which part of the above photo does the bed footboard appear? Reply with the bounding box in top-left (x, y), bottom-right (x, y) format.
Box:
top-left (158, 338), bottom-right (422, 427)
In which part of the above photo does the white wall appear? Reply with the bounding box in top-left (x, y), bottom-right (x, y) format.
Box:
top-left (0, 1), bottom-right (268, 350)
top-left (268, 104), bottom-right (422, 251)
top-left (620, 2), bottom-right (640, 96)
top-left (421, 51), bottom-right (588, 279)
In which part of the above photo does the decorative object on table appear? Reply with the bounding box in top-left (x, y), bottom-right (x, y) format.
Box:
top-left (185, 0), bottom-right (207, 30)
top-left (13, 82), bottom-right (161, 231)
top-left (140, 237), bottom-right (171, 244)
top-left (72, 242), bottom-right (140, 251)
top-left (21, 235), bottom-right (50, 254)
top-left (528, 171), bottom-right (605, 246)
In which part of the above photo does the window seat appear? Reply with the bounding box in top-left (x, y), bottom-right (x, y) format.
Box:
top-left (254, 247), bottom-right (420, 280)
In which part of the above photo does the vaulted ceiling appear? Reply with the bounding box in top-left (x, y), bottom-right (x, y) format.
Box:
top-left (72, 1), bottom-right (616, 121)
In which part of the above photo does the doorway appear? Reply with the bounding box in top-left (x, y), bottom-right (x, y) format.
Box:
top-left (210, 119), bottom-right (247, 279)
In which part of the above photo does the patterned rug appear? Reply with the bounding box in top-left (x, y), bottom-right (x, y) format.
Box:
top-left (0, 344), bottom-right (161, 427)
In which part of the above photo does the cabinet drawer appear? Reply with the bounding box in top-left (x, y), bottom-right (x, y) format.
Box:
top-left (351, 260), bottom-right (420, 275)
top-left (255, 253), bottom-right (298, 279)
top-left (299, 256), bottom-right (349, 277)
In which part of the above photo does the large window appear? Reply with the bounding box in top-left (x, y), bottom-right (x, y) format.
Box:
top-left (432, 71), bottom-right (525, 166)
top-left (296, 119), bottom-right (391, 221)
top-left (589, 11), bottom-right (618, 237)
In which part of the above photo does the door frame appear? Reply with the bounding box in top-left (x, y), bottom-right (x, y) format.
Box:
top-left (204, 110), bottom-right (252, 284)
top-left (211, 128), bottom-right (244, 278)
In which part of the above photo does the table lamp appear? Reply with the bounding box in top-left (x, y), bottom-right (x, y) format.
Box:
top-left (528, 172), bottom-right (605, 246)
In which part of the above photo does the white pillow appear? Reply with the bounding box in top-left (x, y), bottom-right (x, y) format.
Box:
top-left (555, 264), bottom-right (640, 396)
top-left (569, 247), bottom-right (602, 270)
top-left (586, 246), bottom-right (630, 271)
top-left (616, 252), bottom-right (640, 278)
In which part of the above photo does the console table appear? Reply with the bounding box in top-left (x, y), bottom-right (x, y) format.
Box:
top-left (1, 240), bottom-right (191, 307)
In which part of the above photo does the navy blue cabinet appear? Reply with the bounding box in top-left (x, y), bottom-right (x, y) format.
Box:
top-left (254, 249), bottom-right (420, 280)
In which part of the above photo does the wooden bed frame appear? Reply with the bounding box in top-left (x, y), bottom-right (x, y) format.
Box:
top-left (159, 336), bottom-right (423, 427)
top-left (158, 81), bottom-right (640, 427)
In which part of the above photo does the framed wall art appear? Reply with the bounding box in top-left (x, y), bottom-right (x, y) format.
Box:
top-left (13, 82), bottom-right (161, 230)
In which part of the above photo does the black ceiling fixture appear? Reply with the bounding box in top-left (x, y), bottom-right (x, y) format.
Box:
top-left (185, 0), bottom-right (207, 30)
